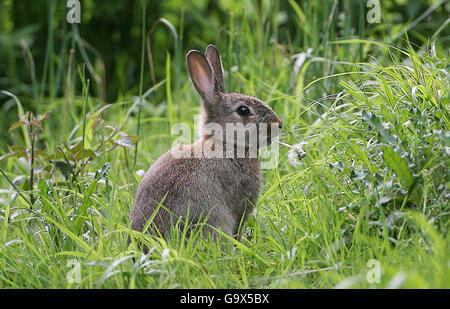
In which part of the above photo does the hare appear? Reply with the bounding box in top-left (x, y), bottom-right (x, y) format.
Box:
top-left (130, 44), bottom-right (282, 240)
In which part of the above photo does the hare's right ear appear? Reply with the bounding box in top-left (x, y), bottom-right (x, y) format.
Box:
top-left (205, 44), bottom-right (226, 93)
top-left (187, 50), bottom-right (216, 103)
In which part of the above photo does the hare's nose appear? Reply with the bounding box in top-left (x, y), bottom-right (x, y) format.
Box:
top-left (269, 116), bottom-right (282, 129)
top-left (275, 117), bottom-right (283, 129)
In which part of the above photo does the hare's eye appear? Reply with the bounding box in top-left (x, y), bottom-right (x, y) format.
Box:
top-left (237, 105), bottom-right (250, 117)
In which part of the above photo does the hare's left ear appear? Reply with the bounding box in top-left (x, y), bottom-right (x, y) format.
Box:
top-left (187, 50), bottom-right (216, 104)
top-left (205, 44), bottom-right (226, 93)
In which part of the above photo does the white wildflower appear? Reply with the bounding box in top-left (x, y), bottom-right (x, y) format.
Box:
top-left (136, 169), bottom-right (146, 178)
top-left (287, 142), bottom-right (307, 167)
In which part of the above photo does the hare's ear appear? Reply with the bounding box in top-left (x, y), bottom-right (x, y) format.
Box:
top-left (187, 50), bottom-right (216, 102)
top-left (205, 44), bottom-right (226, 93)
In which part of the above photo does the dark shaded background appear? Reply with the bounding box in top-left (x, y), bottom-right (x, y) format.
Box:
top-left (1, 1), bottom-right (448, 102)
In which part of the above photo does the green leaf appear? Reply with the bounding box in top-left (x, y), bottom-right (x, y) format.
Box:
top-left (362, 110), bottom-right (381, 131)
top-left (0, 150), bottom-right (27, 161)
top-left (95, 162), bottom-right (111, 180)
top-left (115, 136), bottom-right (137, 148)
top-left (72, 180), bottom-right (98, 235)
top-left (381, 145), bottom-right (413, 188)
top-left (52, 160), bottom-right (74, 180)
top-left (41, 212), bottom-right (100, 259)
top-left (38, 179), bottom-right (48, 200)
top-left (74, 149), bottom-right (96, 160)
top-left (329, 161), bottom-right (344, 172)
top-left (38, 179), bottom-right (53, 200)
top-left (67, 141), bottom-right (82, 154)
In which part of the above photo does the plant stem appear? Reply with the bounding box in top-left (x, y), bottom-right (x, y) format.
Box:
top-left (0, 166), bottom-right (33, 208)
top-left (133, 0), bottom-right (147, 172)
top-left (30, 130), bottom-right (35, 205)
top-left (28, 112), bottom-right (35, 206)
top-left (81, 78), bottom-right (90, 177)
top-left (274, 140), bottom-right (294, 148)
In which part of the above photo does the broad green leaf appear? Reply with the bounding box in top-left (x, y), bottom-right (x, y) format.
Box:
top-left (381, 145), bottom-right (413, 188)
top-left (72, 180), bottom-right (98, 235)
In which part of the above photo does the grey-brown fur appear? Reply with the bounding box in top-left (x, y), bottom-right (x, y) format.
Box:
top-left (130, 44), bottom-right (282, 240)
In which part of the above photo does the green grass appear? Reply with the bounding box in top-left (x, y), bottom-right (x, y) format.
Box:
top-left (0, 1), bottom-right (449, 289)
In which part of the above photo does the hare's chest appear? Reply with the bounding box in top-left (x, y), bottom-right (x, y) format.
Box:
top-left (237, 160), bottom-right (260, 199)
top-left (221, 158), bottom-right (261, 209)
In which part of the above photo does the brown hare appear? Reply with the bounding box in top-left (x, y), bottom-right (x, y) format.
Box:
top-left (130, 44), bottom-right (282, 241)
